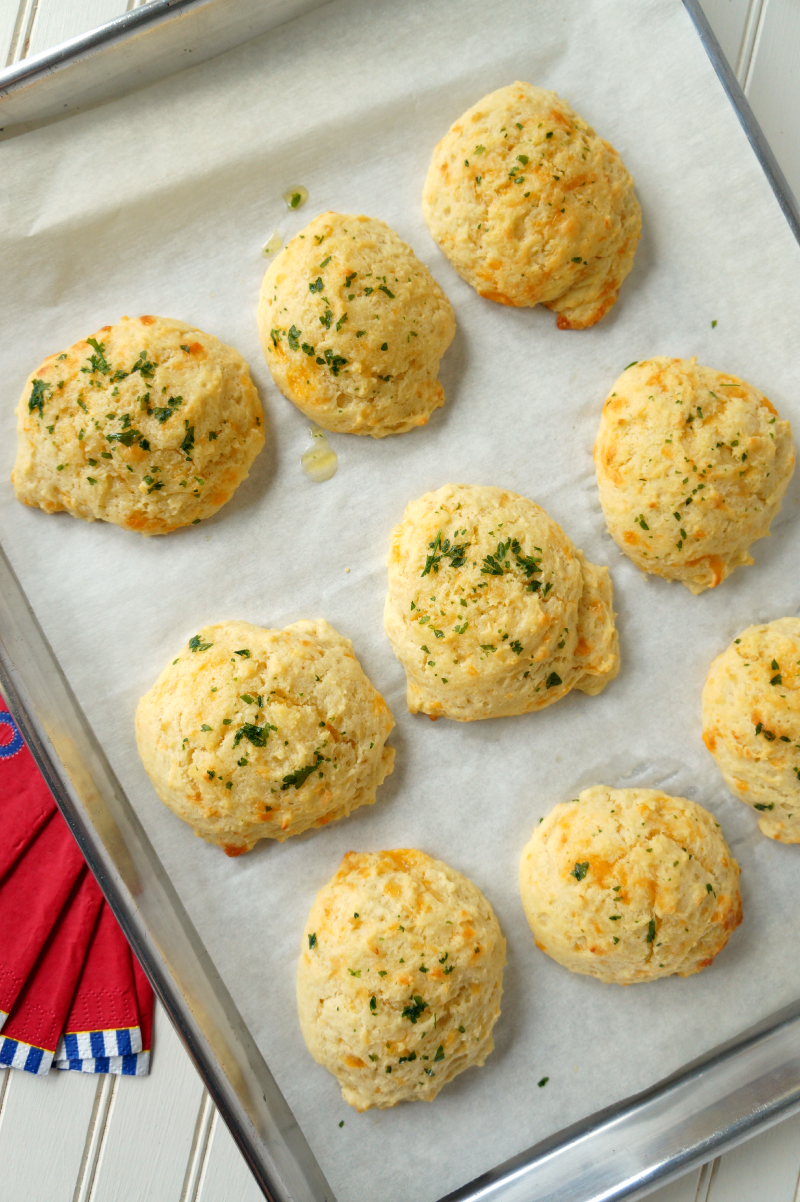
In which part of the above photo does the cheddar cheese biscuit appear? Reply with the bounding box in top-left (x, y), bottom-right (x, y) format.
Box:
top-left (297, 849), bottom-right (505, 1110)
top-left (384, 484), bottom-right (619, 720)
top-left (519, 786), bottom-right (742, 983)
top-left (12, 316), bottom-right (264, 535)
top-left (595, 358), bottom-right (795, 593)
top-left (257, 213), bottom-right (455, 436)
top-left (135, 619), bottom-right (394, 855)
top-left (422, 82), bottom-right (641, 328)
top-left (703, 619), bottom-right (800, 842)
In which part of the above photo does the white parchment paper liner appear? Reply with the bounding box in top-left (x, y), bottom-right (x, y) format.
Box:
top-left (1, 2), bottom-right (800, 1199)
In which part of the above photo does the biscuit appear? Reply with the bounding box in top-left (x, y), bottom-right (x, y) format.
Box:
top-left (519, 786), bottom-right (742, 984)
top-left (135, 619), bottom-right (394, 855)
top-left (422, 81), bottom-right (641, 328)
top-left (702, 619), bottom-right (800, 842)
top-left (257, 213), bottom-right (455, 436)
top-left (12, 316), bottom-right (264, 535)
top-left (296, 849), bottom-right (506, 1110)
top-left (384, 484), bottom-right (619, 720)
top-left (595, 357), bottom-right (795, 593)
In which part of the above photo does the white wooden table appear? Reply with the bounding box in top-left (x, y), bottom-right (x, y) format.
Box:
top-left (1, 2), bottom-right (799, 1198)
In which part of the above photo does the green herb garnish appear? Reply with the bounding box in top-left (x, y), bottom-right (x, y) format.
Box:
top-left (233, 722), bottom-right (272, 749)
top-left (81, 337), bottom-right (111, 376)
top-left (130, 349), bottom-right (156, 379)
top-left (401, 996), bottom-right (428, 1024)
top-left (28, 379), bottom-right (49, 416)
top-left (281, 751), bottom-right (326, 790)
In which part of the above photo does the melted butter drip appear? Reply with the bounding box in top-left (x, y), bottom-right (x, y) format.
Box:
top-left (301, 427), bottom-right (338, 482)
top-left (283, 185), bottom-right (309, 211)
top-left (261, 230), bottom-right (283, 257)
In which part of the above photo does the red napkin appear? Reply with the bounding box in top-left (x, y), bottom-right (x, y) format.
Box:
top-left (0, 868), bottom-right (103, 1073)
top-left (0, 809), bottom-right (85, 1029)
top-left (0, 695), bottom-right (56, 880)
top-left (54, 900), bottom-right (144, 1070)
top-left (0, 698), bottom-right (155, 1075)
top-left (55, 941), bottom-right (154, 1076)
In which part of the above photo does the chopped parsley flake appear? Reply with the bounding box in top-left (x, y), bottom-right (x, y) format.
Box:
top-left (401, 996), bottom-right (428, 1024)
top-left (421, 529), bottom-right (469, 576)
top-left (28, 379), bottom-right (49, 416)
top-left (233, 722), bottom-right (273, 748)
top-left (282, 751), bottom-right (326, 790)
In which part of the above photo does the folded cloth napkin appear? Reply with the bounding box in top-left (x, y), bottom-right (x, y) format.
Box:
top-left (0, 809), bottom-right (86, 1030)
top-left (0, 697), bottom-right (154, 1074)
top-left (54, 899), bottom-right (145, 1072)
top-left (56, 940), bottom-right (154, 1076)
top-left (0, 868), bottom-right (103, 1074)
top-left (0, 695), bottom-right (56, 879)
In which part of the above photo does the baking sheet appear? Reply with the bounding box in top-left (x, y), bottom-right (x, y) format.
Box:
top-left (1, 1), bottom-right (800, 1200)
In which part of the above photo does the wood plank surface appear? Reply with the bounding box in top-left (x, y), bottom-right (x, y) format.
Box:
top-left (0, 1063), bottom-right (100, 1200)
top-left (0, 2), bottom-right (22, 67)
top-left (744, 0), bottom-right (800, 202)
top-left (26, 0), bottom-right (129, 59)
top-left (87, 1005), bottom-right (207, 1201)
top-left (695, 0), bottom-right (753, 68)
top-left (706, 1117), bottom-right (800, 1202)
top-left (196, 1110), bottom-right (265, 1202)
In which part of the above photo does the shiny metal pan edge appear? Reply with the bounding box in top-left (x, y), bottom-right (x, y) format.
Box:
top-left (0, 0), bottom-right (332, 140)
top-left (2, 2), bottom-right (800, 1199)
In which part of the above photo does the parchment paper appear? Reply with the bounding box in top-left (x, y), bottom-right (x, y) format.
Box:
top-left (2, 2), bottom-right (800, 1199)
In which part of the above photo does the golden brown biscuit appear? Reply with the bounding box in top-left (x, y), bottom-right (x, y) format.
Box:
top-left (422, 81), bottom-right (641, 328)
top-left (384, 484), bottom-right (619, 720)
top-left (12, 316), bottom-right (264, 535)
top-left (595, 357), bottom-right (795, 593)
top-left (135, 619), bottom-right (394, 855)
top-left (703, 619), bottom-right (800, 842)
top-left (257, 212), bottom-right (455, 436)
top-left (519, 786), bottom-right (742, 984)
top-left (296, 849), bottom-right (506, 1110)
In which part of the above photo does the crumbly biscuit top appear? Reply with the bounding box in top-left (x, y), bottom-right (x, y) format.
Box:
top-left (12, 315), bottom-right (264, 535)
top-left (384, 483), bottom-right (618, 718)
top-left (135, 619), bottom-right (394, 854)
top-left (520, 787), bottom-right (742, 983)
top-left (422, 82), bottom-right (641, 327)
top-left (595, 357), bottom-right (794, 592)
top-left (702, 619), bottom-right (800, 837)
top-left (297, 849), bottom-right (505, 1109)
top-left (258, 212), bottom-right (454, 435)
